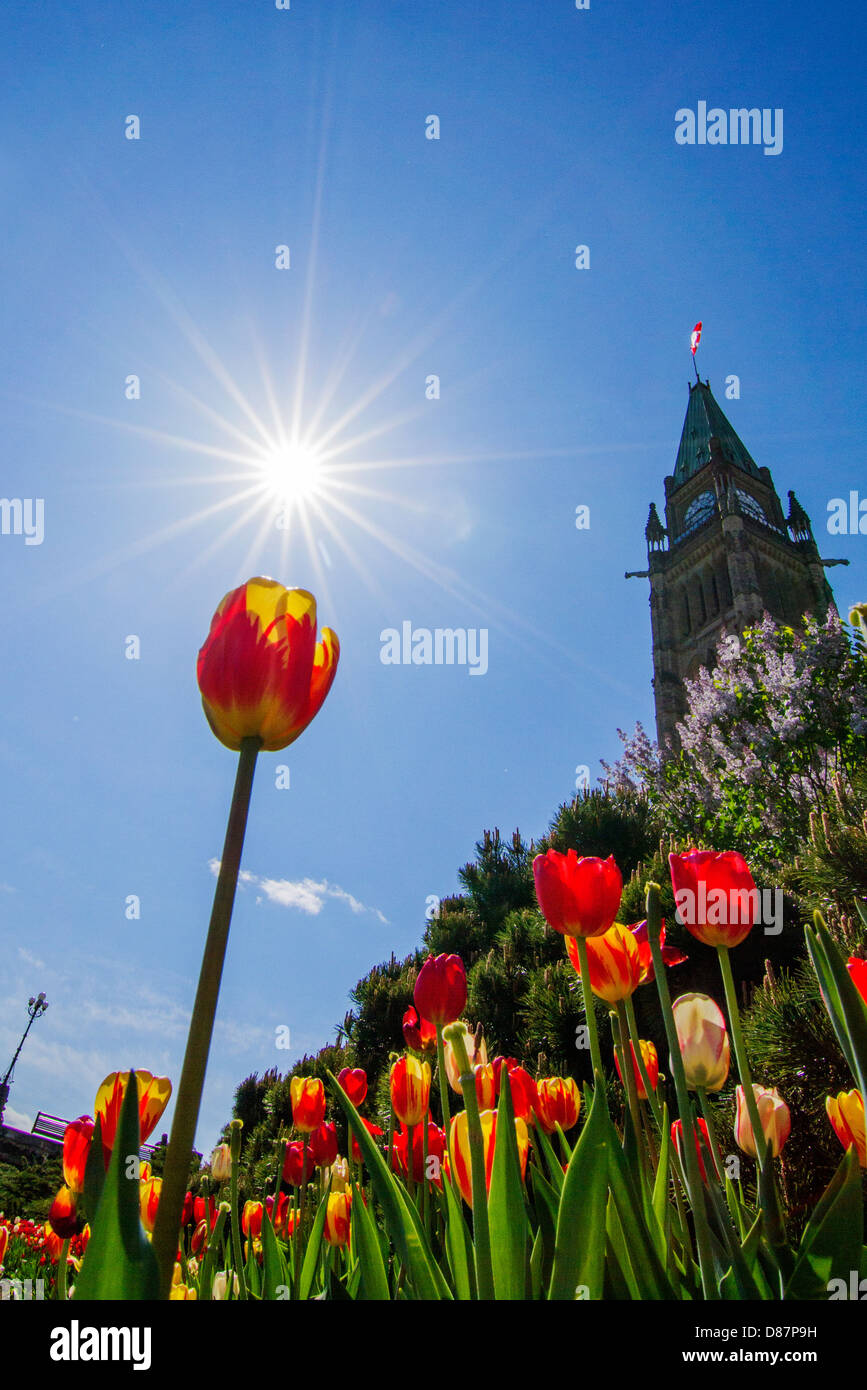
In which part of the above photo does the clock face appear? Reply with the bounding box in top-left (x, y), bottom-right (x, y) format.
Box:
top-left (682, 490), bottom-right (715, 534)
top-left (735, 488), bottom-right (766, 523)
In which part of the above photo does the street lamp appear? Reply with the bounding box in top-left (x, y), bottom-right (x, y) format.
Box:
top-left (0, 993), bottom-right (49, 1125)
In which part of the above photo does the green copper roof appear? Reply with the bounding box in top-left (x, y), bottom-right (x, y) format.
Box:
top-left (673, 380), bottom-right (759, 487)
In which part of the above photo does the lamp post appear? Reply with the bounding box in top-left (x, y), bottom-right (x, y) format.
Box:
top-left (0, 993), bottom-right (49, 1125)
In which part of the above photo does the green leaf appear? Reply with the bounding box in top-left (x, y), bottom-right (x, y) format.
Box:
top-left (488, 1069), bottom-right (531, 1300)
top-left (298, 1184), bottom-right (331, 1301)
top-left (606, 1110), bottom-right (679, 1300)
top-left (548, 1082), bottom-right (610, 1300)
top-left (806, 917), bottom-right (867, 1099)
top-left (440, 1170), bottom-right (476, 1300)
top-left (531, 1120), bottom-right (565, 1193)
top-left (73, 1070), bottom-right (160, 1300)
top-left (349, 1180), bottom-right (390, 1301)
top-left (81, 1114), bottom-right (106, 1227)
top-left (785, 1147), bottom-right (865, 1299)
top-left (260, 1208), bottom-right (289, 1300)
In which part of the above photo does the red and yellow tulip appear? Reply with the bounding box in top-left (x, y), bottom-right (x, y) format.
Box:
top-left (614, 1039), bottom-right (659, 1100)
top-left (535, 1077), bottom-right (581, 1134)
top-left (390, 1055), bottom-right (431, 1127)
top-left (566, 921), bottom-right (643, 1002)
top-left (450, 1109), bottom-right (529, 1208)
top-left (197, 578), bottom-right (339, 752)
top-left (290, 1076), bottom-right (326, 1134)
top-left (93, 1071), bottom-right (172, 1167)
top-left (826, 1089), bottom-right (866, 1167)
top-left (323, 1191), bottom-right (352, 1248)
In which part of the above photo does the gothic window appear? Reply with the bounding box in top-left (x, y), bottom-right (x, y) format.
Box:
top-left (694, 576), bottom-right (707, 626)
top-left (682, 590), bottom-right (691, 636)
top-left (681, 490), bottom-right (715, 536)
top-left (709, 571), bottom-right (720, 615)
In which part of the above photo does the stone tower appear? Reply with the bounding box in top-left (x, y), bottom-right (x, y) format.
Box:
top-left (628, 378), bottom-right (843, 749)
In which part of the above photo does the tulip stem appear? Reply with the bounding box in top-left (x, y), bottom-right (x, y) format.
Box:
top-left (646, 883), bottom-right (718, 1301)
top-left (229, 1151), bottom-right (248, 1301)
top-left (443, 1023), bottom-right (495, 1300)
top-left (572, 935), bottom-right (605, 1087)
top-left (614, 1000), bottom-right (649, 1180)
top-left (406, 1122), bottom-right (416, 1203)
top-left (151, 735), bottom-right (261, 1298)
top-left (57, 1239), bottom-right (70, 1302)
top-left (435, 1025), bottom-right (452, 1160)
top-left (696, 1086), bottom-right (725, 1183)
top-left (715, 946), bottom-right (769, 1171)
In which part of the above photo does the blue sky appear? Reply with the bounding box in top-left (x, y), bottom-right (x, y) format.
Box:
top-left (1, 1), bottom-right (864, 1153)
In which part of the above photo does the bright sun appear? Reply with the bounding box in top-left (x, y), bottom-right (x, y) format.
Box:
top-left (259, 443), bottom-right (324, 507)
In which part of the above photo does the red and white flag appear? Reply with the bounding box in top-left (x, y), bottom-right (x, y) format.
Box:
top-left (690, 321), bottom-right (702, 355)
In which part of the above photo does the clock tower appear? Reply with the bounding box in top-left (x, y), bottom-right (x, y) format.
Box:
top-left (629, 378), bottom-right (844, 749)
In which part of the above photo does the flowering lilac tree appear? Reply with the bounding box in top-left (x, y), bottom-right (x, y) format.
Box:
top-left (603, 610), bottom-right (867, 872)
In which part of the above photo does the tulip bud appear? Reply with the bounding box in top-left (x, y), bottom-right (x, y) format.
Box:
top-left (210, 1143), bottom-right (232, 1182)
top-left (413, 954), bottom-right (467, 1027)
top-left (211, 1270), bottom-right (240, 1300)
top-left (229, 1119), bottom-right (243, 1163)
top-left (734, 1084), bottom-right (791, 1158)
top-left (671, 993), bottom-right (730, 1092)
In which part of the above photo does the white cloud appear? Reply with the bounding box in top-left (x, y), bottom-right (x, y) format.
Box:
top-left (210, 861), bottom-right (388, 923)
top-left (3, 1105), bottom-right (33, 1131)
top-left (17, 947), bottom-right (45, 969)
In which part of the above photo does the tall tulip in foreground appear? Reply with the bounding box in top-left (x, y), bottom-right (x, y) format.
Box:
top-left (534, 851), bottom-right (622, 1079)
top-left (151, 578), bottom-right (339, 1296)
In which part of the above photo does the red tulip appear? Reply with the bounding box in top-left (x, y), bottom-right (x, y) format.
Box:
top-left (402, 1005), bottom-right (437, 1053)
top-left (671, 1117), bottom-right (718, 1182)
top-left (282, 1141), bottom-right (314, 1187)
top-left (191, 1218), bottom-right (209, 1255)
top-left (847, 956), bottom-right (867, 1008)
top-left (308, 1121), bottom-right (338, 1168)
top-left (390, 1120), bottom-right (446, 1185)
top-left (414, 954), bottom-right (467, 1027)
top-left (629, 919), bottom-right (688, 984)
top-left (193, 1195), bottom-right (218, 1231)
top-left (48, 1185), bottom-right (80, 1240)
top-left (0, 1224), bottom-right (8, 1266)
top-left (533, 850), bottom-right (622, 939)
top-left (491, 1058), bottom-right (538, 1121)
top-left (337, 1067), bottom-right (368, 1106)
top-left (197, 579), bottom-right (339, 752)
top-left (669, 850), bottom-right (758, 949)
top-left (350, 1117), bottom-right (384, 1163)
top-left (181, 1191), bottom-right (194, 1227)
top-left (62, 1116), bottom-right (94, 1195)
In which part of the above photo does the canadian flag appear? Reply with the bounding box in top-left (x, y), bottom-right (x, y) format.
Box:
top-left (690, 322), bottom-right (702, 355)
